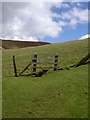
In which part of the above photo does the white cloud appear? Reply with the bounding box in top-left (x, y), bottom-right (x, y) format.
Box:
top-left (1, 2), bottom-right (88, 41)
top-left (69, 19), bottom-right (78, 29)
top-left (13, 36), bottom-right (38, 42)
top-left (60, 7), bottom-right (88, 28)
top-left (2, 2), bottom-right (64, 40)
top-left (53, 2), bottom-right (69, 8)
top-left (79, 34), bottom-right (90, 40)
top-left (72, 7), bottom-right (88, 23)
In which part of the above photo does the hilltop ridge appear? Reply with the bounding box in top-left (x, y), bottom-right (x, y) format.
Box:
top-left (1, 39), bottom-right (50, 49)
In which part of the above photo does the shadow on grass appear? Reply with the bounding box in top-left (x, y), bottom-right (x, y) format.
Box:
top-left (20, 69), bottom-right (48, 77)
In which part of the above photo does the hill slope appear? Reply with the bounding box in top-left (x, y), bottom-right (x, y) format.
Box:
top-left (2, 39), bottom-right (88, 76)
top-left (2, 39), bottom-right (88, 118)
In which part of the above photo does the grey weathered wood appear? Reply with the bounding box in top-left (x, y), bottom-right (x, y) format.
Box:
top-left (54, 53), bottom-right (58, 71)
top-left (13, 55), bottom-right (18, 77)
top-left (33, 52), bottom-right (37, 72)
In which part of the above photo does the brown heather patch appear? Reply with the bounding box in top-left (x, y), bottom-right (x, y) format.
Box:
top-left (1, 39), bottom-right (50, 49)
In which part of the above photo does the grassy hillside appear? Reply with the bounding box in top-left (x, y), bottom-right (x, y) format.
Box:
top-left (2, 39), bottom-right (88, 118)
top-left (2, 39), bottom-right (88, 76)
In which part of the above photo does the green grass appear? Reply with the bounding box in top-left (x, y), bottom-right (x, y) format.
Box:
top-left (2, 65), bottom-right (88, 118)
top-left (2, 39), bottom-right (88, 118)
top-left (2, 39), bottom-right (88, 76)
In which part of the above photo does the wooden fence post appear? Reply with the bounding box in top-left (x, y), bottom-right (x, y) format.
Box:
top-left (54, 53), bottom-right (58, 71)
top-left (13, 55), bottom-right (18, 77)
top-left (32, 52), bottom-right (37, 72)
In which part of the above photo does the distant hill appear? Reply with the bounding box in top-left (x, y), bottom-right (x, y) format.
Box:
top-left (1, 39), bottom-right (50, 49)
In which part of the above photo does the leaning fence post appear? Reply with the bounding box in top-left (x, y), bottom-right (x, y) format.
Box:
top-left (32, 52), bottom-right (37, 72)
top-left (54, 53), bottom-right (58, 71)
top-left (13, 55), bottom-right (18, 77)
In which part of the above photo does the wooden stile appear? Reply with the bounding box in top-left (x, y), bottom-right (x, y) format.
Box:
top-left (13, 52), bottom-right (60, 77)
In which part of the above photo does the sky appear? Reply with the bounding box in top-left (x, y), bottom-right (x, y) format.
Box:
top-left (1, 1), bottom-right (89, 43)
